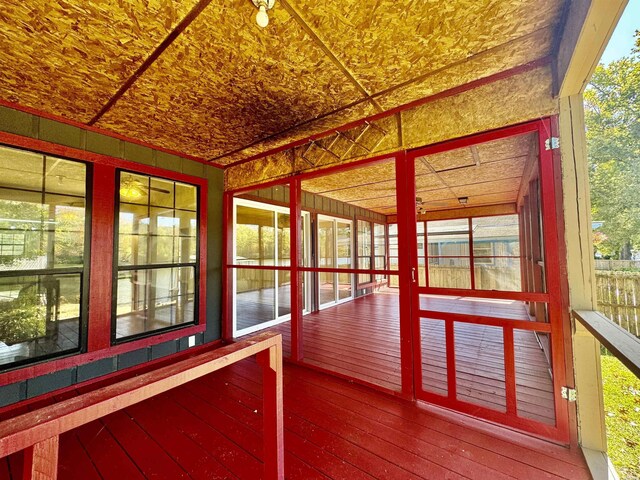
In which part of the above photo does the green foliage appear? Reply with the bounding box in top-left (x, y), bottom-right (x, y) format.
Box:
top-left (586, 33), bottom-right (640, 259)
top-left (0, 286), bottom-right (46, 345)
top-left (601, 354), bottom-right (640, 479)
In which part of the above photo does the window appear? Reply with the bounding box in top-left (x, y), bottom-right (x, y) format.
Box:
top-left (113, 171), bottom-right (199, 342)
top-left (0, 145), bottom-right (88, 369)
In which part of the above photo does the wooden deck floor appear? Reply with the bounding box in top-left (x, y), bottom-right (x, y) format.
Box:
top-left (262, 291), bottom-right (555, 427)
top-left (0, 359), bottom-right (589, 480)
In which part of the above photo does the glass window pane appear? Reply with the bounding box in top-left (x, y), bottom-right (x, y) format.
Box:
top-left (235, 205), bottom-right (275, 265)
top-left (358, 220), bottom-right (371, 257)
top-left (120, 172), bottom-right (149, 205)
top-left (0, 273), bottom-right (82, 367)
top-left (277, 213), bottom-right (290, 267)
top-left (45, 158), bottom-right (86, 197)
top-left (234, 267), bottom-right (276, 331)
top-left (175, 182), bottom-right (197, 211)
top-left (374, 223), bottom-right (386, 256)
top-left (0, 146), bottom-right (43, 192)
top-left (149, 178), bottom-right (174, 208)
top-left (115, 172), bottom-right (199, 341)
top-left (114, 266), bottom-right (195, 339)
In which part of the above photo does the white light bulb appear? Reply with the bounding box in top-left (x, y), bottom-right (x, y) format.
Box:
top-left (256, 5), bottom-right (269, 28)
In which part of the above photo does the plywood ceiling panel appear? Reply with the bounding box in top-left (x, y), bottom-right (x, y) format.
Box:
top-left (96, 1), bottom-right (365, 159)
top-left (301, 162), bottom-right (395, 194)
top-left (287, 0), bottom-right (562, 93)
top-left (0, 0), bottom-right (567, 168)
top-left (437, 156), bottom-right (527, 186)
top-left (0, 1), bottom-right (199, 122)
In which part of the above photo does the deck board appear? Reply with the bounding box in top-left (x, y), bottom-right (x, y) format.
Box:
top-left (1, 359), bottom-right (590, 480)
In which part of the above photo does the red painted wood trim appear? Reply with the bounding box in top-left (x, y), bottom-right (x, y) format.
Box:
top-left (198, 181), bottom-right (208, 335)
top-left (550, 114), bottom-right (579, 447)
top-left (221, 57), bottom-right (551, 168)
top-left (417, 287), bottom-right (550, 303)
top-left (0, 100), bottom-right (220, 168)
top-left (418, 311), bottom-right (553, 333)
top-left (222, 192), bottom-right (233, 341)
top-left (88, 163), bottom-right (116, 351)
top-left (538, 118), bottom-right (570, 444)
top-left (0, 332), bottom-right (283, 458)
top-left (468, 218), bottom-right (476, 289)
top-left (418, 389), bottom-right (565, 444)
top-left (394, 152), bottom-right (416, 399)
top-left (299, 267), bottom-right (394, 275)
top-left (445, 320), bottom-right (457, 402)
top-left (503, 326), bottom-right (517, 415)
top-left (290, 178), bottom-right (303, 361)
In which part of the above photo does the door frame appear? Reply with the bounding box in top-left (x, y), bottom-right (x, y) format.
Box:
top-left (400, 119), bottom-right (571, 443)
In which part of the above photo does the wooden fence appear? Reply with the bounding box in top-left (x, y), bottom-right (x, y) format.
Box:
top-left (595, 259), bottom-right (640, 270)
top-left (596, 271), bottom-right (640, 337)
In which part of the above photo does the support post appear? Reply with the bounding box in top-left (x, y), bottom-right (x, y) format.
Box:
top-left (257, 343), bottom-right (285, 480)
top-left (290, 178), bottom-right (303, 361)
top-left (557, 96), bottom-right (607, 453)
top-left (23, 436), bottom-right (59, 480)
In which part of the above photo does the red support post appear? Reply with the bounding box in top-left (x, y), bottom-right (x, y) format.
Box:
top-left (290, 178), bottom-right (303, 360)
top-left (256, 345), bottom-right (285, 480)
top-left (222, 192), bottom-right (234, 341)
top-left (395, 151), bottom-right (416, 399)
top-left (88, 163), bottom-right (116, 351)
top-left (503, 326), bottom-right (517, 415)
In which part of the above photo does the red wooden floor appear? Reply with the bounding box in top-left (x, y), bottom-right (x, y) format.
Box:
top-left (0, 359), bottom-right (589, 480)
top-left (267, 291), bottom-right (555, 427)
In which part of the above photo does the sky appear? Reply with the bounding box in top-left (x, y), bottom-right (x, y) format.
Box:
top-left (599, 0), bottom-right (640, 64)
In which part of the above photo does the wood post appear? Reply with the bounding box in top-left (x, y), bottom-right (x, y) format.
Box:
top-left (23, 436), bottom-right (59, 480)
top-left (257, 343), bottom-right (285, 480)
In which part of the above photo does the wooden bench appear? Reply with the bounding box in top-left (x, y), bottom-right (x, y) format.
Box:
top-left (0, 331), bottom-right (284, 480)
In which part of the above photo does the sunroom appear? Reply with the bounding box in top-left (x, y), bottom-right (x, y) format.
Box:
top-left (0, 1), bottom-right (634, 479)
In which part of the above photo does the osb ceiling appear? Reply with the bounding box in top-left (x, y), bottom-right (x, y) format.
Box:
top-left (301, 133), bottom-right (536, 215)
top-left (0, 1), bottom-right (564, 166)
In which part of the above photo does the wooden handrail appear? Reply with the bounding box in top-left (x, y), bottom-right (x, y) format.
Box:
top-left (573, 310), bottom-right (640, 378)
top-left (0, 331), bottom-right (284, 480)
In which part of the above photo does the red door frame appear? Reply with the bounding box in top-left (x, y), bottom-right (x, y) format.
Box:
top-left (223, 118), bottom-right (572, 443)
top-left (402, 118), bottom-right (570, 443)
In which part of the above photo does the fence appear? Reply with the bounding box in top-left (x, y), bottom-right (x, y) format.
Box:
top-left (595, 259), bottom-right (640, 270)
top-left (595, 271), bottom-right (640, 337)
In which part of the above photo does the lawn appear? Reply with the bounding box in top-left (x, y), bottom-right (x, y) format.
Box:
top-left (601, 354), bottom-right (640, 479)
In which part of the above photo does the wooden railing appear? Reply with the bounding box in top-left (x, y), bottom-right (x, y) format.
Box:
top-left (0, 331), bottom-right (284, 480)
top-left (573, 310), bottom-right (640, 379)
top-left (595, 271), bottom-right (640, 337)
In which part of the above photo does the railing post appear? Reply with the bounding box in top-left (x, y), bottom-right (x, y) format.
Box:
top-left (256, 342), bottom-right (284, 480)
top-left (23, 436), bottom-right (59, 480)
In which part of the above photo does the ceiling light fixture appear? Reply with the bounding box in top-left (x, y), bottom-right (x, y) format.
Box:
top-left (252, 0), bottom-right (275, 28)
top-left (458, 197), bottom-right (469, 205)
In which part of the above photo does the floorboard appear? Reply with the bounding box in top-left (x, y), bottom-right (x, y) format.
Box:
top-left (2, 359), bottom-right (589, 480)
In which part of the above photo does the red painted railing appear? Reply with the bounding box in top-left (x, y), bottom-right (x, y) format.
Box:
top-left (0, 332), bottom-right (284, 480)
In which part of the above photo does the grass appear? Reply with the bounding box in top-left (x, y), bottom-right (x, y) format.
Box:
top-left (601, 354), bottom-right (640, 479)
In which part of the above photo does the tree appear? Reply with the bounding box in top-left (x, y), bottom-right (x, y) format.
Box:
top-left (585, 33), bottom-right (640, 259)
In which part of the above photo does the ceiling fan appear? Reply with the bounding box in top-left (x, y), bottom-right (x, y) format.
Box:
top-left (120, 177), bottom-right (171, 201)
